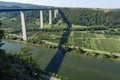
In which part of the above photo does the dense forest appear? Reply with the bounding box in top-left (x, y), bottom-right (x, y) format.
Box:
top-left (58, 8), bottom-right (120, 28)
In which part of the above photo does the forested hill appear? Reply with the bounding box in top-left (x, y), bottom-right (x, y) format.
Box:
top-left (0, 1), bottom-right (35, 7)
top-left (59, 8), bottom-right (120, 28)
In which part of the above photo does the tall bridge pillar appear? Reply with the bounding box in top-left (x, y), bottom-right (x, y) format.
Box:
top-left (20, 11), bottom-right (27, 40)
top-left (49, 10), bottom-right (52, 24)
top-left (40, 10), bottom-right (44, 29)
top-left (54, 9), bottom-right (58, 18)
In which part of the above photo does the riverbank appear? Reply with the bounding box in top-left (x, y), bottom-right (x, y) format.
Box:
top-left (5, 39), bottom-right (120, 62)
top-left (4, 40), bottom-right (58, 50)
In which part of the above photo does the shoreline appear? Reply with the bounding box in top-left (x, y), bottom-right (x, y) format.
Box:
top-left (4, 39), bottom-right (120, 62)
top-left (3, 40), bottom-right (57, 50)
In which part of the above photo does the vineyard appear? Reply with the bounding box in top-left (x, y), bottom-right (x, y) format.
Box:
top-left (74, 32), bottom-right (120, 53)
top-left (28, 31), bottom-right (120, 54)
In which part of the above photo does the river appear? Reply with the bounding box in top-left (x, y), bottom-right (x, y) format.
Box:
top-left (1, 41), bottom-right (120, 80)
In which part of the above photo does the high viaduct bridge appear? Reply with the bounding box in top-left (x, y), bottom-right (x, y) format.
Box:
top-left (0, 7), bottom-right (72, 73)
top-left (0, 8), bottom-right (59, 40)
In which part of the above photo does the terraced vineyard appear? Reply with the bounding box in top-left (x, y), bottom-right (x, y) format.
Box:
top-left (29, 31), bottom-right (120, 54)
top-left (74, 32), bottom-right (120, 53)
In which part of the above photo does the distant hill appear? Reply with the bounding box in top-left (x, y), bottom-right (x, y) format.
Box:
top-left (114, 8), bottom-right (120, 10)
top-left (0, 1), bottom-right (35, 6)
top-left (0, 1), bottom-right (52, 9)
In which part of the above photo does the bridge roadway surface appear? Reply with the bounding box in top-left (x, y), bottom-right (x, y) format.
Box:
top-left (0, 8), bottom-right (58, 12)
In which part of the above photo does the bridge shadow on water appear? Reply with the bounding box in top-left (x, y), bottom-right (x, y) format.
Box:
top-left (45, 9), bottom-right (72, 73)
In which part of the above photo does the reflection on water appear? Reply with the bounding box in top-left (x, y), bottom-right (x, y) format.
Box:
top-left (1, 41), bottom-right (120, 80)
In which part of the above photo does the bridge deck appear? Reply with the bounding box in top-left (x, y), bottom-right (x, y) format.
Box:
top-left (0, 8), bottom-right (58, 12)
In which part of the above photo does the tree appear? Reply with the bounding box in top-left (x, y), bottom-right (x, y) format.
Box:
top-left (0, 21), bottom-right (4, 47)
top-left (68, 31), bottom-right (74, 45)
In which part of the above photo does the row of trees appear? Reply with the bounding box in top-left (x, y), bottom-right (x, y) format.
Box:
top-left (0, 21), bottom-right (4, 41)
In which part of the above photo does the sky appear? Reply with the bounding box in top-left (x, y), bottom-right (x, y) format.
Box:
top-left (0, 0), bottom-right (120, 8)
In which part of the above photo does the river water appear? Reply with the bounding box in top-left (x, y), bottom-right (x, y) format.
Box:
top-left (1, 41), bottom-right (120, 80)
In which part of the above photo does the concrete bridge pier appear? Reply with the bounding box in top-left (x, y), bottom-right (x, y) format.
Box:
top-left (40, 10), bottom-right (44, 29)
top-left (49, 10), bottom-right (52, 24)
top-left (54, 9), bottom-right (58, 18)
top-left (20, 11), bottom-right (27, 40)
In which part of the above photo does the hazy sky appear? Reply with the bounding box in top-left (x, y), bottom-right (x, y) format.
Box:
top-left (0, 0), bottom-right (120, 8)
